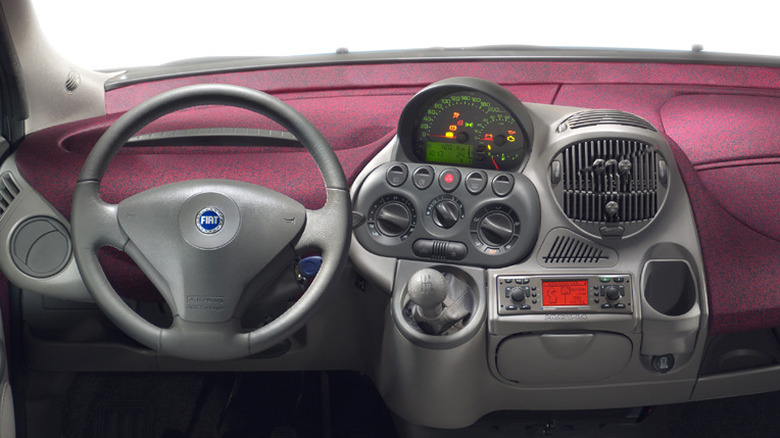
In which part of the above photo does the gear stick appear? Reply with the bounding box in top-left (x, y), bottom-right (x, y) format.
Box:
top-left (408, 268), bottom-right (447, 320)
top-left (406, 268), bottom-right (472, 335)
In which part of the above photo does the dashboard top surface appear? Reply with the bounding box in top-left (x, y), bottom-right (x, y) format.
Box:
top-left (12, 60), bottom-right (780, 335)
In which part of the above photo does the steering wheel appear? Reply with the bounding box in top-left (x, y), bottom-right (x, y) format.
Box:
top-left (70, 84), bottom-right (351, 361)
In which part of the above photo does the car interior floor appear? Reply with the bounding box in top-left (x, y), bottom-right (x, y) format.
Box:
top-left (10, 370), bottom-right (780, 438)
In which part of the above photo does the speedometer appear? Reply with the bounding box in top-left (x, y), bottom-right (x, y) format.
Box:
top-left (398, 78), bottom-right (534, 171)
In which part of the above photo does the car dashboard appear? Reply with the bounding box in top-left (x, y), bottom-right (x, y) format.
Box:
top-left (2, 56), bottom-right (780, 434)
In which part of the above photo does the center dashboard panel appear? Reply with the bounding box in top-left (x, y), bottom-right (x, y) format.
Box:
top-left (349, 76), bottom-right (708, 425)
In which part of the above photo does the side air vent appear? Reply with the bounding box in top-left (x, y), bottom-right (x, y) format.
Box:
top-left (560, 110), bottom-right (657, 132)
top-left (0, 173), bottom-right (21, 218)
top-left (537, 228), bottom-right (617, 267)
top-left (550, 138), bottom-right (669, 238)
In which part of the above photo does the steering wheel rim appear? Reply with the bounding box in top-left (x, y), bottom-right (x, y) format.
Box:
top-left (71, 84), bottom-right (351, 361)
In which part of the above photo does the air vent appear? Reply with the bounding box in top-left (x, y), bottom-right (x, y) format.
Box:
top-left (0, 173), bottom-right (20, 218)
top-left (543, 235), bottom-right (606, 264)
top-left (561, 110), bottom-right (656, 132)
top-left (537, 228), bottom-right (617, 267)
top-left (551, 138), bottom-right (669, 238)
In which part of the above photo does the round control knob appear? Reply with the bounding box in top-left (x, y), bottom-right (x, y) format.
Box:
top-left (510, 288), bottom-right (526, 303)
top-left (605, 285), bottom-right (621, 301)
top-left (432, 200), bottom-right (460, 229)
top-left (375, 202), bottom-right (411, 237)
top-left (605, 201), bottom-right (619, 217)
top-left (618, 159), bottom-right (632, 174)
top-left (478, 212), bottom-right (515, 247)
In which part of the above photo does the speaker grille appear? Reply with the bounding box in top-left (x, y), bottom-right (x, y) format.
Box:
top-left (563, 110), bottom-right (656, 132)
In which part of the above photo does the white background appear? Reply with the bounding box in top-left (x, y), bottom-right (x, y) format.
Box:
top-left (31, 0), bottom-right (777, 70)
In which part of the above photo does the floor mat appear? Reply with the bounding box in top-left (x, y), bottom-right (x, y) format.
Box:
top-left (60, 371), bottom-right (396, 438)
top-left (95, 400), bottom-right (153, 438)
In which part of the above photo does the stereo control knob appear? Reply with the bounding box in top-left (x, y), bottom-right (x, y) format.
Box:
top-left (432, 200), bottom-right (460, 229)
top-left (605, 285), bottom-right (621, 301)
top-left (375, 202), bottom-right (411, 237)
top-left (509, 288), bottom-right (526, 303)
top-left (478, 212), bottom-right (515, 247)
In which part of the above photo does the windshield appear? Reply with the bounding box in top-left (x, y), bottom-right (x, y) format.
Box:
top-left (32, 0), bottom-right (779, 70)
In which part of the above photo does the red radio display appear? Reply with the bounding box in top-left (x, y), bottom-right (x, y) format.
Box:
top-left (542, 280), bottom-right (589, 306)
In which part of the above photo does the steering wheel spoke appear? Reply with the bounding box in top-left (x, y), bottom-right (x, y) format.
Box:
top-left (294, 189), bottom-right (352, 254)
top-left (71, 181), bottom-right (128, 250)
top-left (161, 318), bottom-right (250, 361)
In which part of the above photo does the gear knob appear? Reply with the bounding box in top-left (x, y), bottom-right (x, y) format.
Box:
top-left (407, 268), bottom-right (447, 318)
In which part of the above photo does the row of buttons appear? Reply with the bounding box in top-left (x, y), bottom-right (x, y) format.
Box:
top-left (386, 163), bottom-right (515, 197)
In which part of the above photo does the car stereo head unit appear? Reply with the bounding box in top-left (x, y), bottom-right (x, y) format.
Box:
top-left (496, 275), bottom-right (632, 315)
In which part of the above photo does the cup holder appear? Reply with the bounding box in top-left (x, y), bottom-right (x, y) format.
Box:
top-left (643, 260), bottom-right (696, 316)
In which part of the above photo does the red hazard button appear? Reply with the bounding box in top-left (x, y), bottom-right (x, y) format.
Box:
top-left (438, 168), bottom-right (461, 192)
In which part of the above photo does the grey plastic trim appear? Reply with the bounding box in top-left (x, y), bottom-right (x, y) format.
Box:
top-left (1, 0), bottom-right (114, 133)
top-left (348, 138), bottom-right (399, 293)
top-left (692, 364), bottom-right (780, 401)
top-left (0, 154), bottom-right (91, 301)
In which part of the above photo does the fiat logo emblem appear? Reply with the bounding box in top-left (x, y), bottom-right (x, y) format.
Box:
top-left (196, 207), bottom-right (224, 234)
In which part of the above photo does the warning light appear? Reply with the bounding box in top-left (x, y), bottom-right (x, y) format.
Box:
top-left (445, 132), bottom-right (455, 138)
top-left (444, 173), bottom-right (455, 184)
top-left (487, 145), bottom-right (492, 150)
top-left (465, 122), bottom-right (473, 128)
top-left (449, 125), bottom-right (457, 131)
top-left (507, 135), bottom-right (515, 142)
top-left (508, 130), bottom-right (517, 135)
top-left (452, 112), bottom-right (460, 119)
top-left (484, 134), bottom-right (494, 141)
top-left (457, 120), bottom-right (464, 126)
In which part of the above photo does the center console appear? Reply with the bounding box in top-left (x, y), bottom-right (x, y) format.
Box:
top-left (349, 77), bottom-right (707, 430)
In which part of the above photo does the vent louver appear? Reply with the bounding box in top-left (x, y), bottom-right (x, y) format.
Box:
top-left (0, 173), bottom-right (20, 218)
top-left (563, 110), bottom-right (656, 132)
top-left (544, 235), bottom-right (607, 264)
top-left (537, 229), bottom-right (617, 267)
top-left (552, 138), bottom-right (668, 237)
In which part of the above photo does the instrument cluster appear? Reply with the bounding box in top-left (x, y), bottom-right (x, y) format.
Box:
top-left (397, 77), bottom-right (535, 171)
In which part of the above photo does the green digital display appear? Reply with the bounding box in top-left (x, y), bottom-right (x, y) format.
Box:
top-left (425, 141), bottom-right (473, 165)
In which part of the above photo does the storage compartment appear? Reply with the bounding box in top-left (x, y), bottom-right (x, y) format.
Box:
top-left (495, 332), bottom-right (632, 385)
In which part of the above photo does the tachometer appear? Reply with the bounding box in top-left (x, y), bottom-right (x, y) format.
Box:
top-left (398, 78), bottom-right (534, 171)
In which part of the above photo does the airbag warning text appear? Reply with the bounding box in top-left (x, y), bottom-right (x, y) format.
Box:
top-left (186, 296), bottom-right (225, 311)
